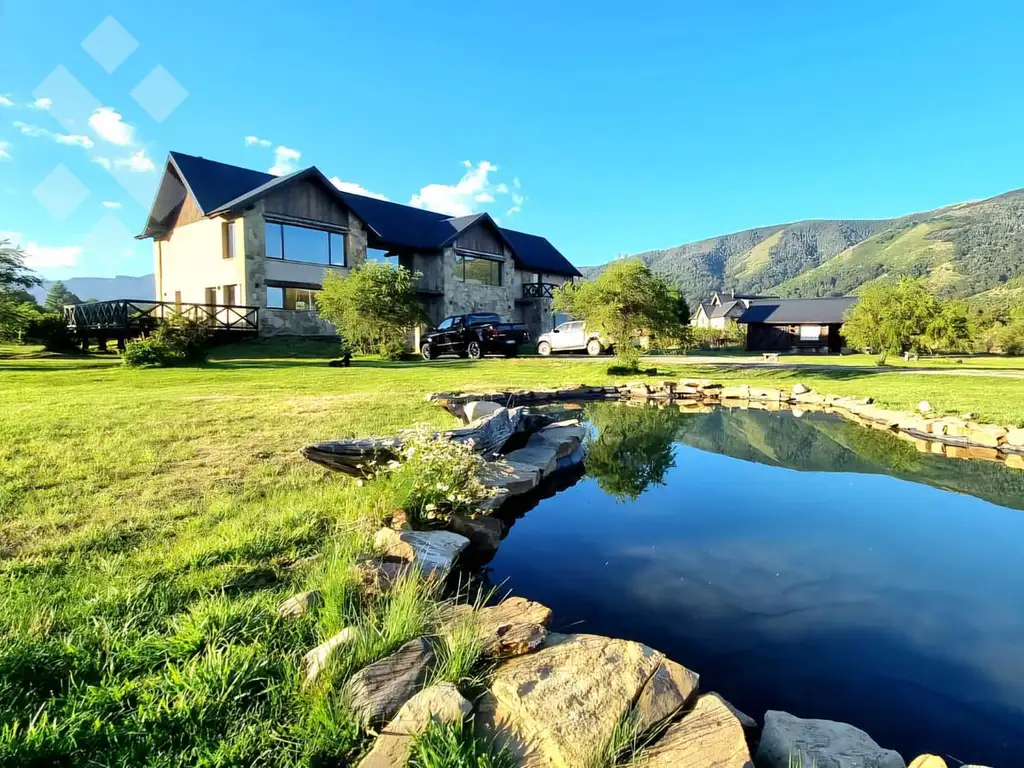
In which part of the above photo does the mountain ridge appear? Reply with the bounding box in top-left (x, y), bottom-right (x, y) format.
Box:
top-left (585, 188), bottom-right (1024, 310)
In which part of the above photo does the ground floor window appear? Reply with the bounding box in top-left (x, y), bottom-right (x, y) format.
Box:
top-left (456, 253), bottom-right (502, 286)
top-left (799, 324), bottom-right (823, 341)
top-left (267, 285), bottom-right (320, 311)
top-left (223, 284), bottom-right (237, 305)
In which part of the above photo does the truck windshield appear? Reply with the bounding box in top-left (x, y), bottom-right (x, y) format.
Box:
top-left (467, 313), bottom-right (502, 325)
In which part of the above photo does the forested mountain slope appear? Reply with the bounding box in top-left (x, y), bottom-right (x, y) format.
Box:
top-left (586, 189), bottom-right (1024, 306)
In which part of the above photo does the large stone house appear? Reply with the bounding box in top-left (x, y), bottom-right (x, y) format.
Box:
top-left (138, 152), bottom-right (581, 339)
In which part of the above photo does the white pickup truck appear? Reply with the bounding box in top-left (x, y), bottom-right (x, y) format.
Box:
top-left (535, 321), bottom-right (609, 356)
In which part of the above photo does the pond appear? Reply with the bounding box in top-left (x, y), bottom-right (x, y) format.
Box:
top-left (485, 402), bottom-right (1024, 766)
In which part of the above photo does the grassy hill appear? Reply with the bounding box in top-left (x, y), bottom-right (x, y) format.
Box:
top-left (589, 189), bottom-right (1024, 306)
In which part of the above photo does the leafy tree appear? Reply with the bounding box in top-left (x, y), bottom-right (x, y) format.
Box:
top-left (315, 262), bottom-right (426, 360)
top-left (43, 280), bottom-right (82, 312)
top-left (843, 278), bottom-right (941, 363)
top-left (584, 403), bottom-right (679, 501)
top-left (0, 239), bottom-right (42, 340)
top-left (552, 260), bottom-right (681, 370)
top-left (922, 300), bottom-right (973, 353)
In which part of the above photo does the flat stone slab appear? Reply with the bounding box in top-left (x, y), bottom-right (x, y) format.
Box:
top-left (277, 589), bottom-right (322, 618)
top-left (503, 442), bottom-right (559, 479)
top-left (374, 528), bottom-right (469, 577)
top-left (347, 636), bottom-right (436, 727)
top-left (449, 513), bottom-right (504, 550)
top-left (756, 710), bottom-right (906, 768)
top-left (481, 459), bottom-right (540, 496)
top-left (357, 682), bottom-right (472, 767)
top-left (643, 693), bottom-right (753, 767)
top-left (478, 633), bottom-right (665, 767)
top-left (464, 400), bottom-right (505, 424)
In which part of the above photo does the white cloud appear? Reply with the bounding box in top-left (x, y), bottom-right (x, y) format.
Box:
top-left (23, 241), bottom-right (82, 269)
top-left (244, 135), bottom-right (272, 148)
top-left (31, 98), bottom-right (52, 110)
top-left (12, 121), bottom-right (94, 149)
top-left (88, 106), bottom-right (135, 145)
top-left (113, 150), bottom-right (155, 172)
top-left (409, 160), bottom-right (508, 217)
top-left (506, 192), bottom-right (525, 216)
top-left (93, 156), bottom-right (112, 170)
top-left (329, 176), bottom-right (389, 201)
top-left (102, 201), bottom-right (122, 209)
top-left (0, 141), bottom-right (10, 160)
top-left (269, 145), bottom-right (301, 175)
top-left (0, 96), bottom-right (13, 107)
top-left (513, 177), bottom-right (521, 189)
top-left (474, 193), bottom-right (495, 203)
top-left (55, 133), bottom-right (94, 149)
top-left (495, 183), bottom-right (509, 194)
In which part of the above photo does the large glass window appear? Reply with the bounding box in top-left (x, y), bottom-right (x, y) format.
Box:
top-left (265, 221), bottom-right (345, 266)
top-left (456, 253), bottom-right (502, 286)
top-left (267, 285), bottom-right (320, 310)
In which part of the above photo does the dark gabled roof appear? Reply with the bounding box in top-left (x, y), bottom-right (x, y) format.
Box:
top-left (170, 151), bottom-right (275, 212)
top-left (709, 299), bottom-right (743, 319)
top-left (696, 302), bottom-right (712, 318)
top-left (500, 228), bottom-right (581, 277)
top-left (738, 297), bottom-right (858, 325)
top-left (142, 152), bottom-right (580, 276)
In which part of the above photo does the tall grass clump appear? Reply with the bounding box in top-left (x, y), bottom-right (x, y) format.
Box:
top-left (408, 718), bottom-right (517, 768)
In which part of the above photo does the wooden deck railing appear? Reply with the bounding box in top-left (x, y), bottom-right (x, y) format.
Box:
top-left (64, 299), bottom-right (259, 333)
top-left (521, 282), bottom-right (559, 300)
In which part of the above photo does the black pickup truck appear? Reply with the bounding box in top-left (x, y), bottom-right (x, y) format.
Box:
top-left (420, 313), bottom-right (530, 360)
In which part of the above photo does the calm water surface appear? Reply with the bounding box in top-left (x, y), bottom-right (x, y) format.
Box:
top-left (486, 404), bottom-right (1024, 766)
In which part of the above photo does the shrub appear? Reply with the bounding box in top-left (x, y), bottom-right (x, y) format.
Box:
top-left (122, 316), bottom-right (210, 368)
top-left (122, 337), bottom-right (174, 367)
top-left (377, 337), bottom-right (407, 360)
top-left (24, 313), bottom-right (77, 352)
top-left (157, 314), bottom-right (210, 363)
top-left (370, 428), bottom-right (494, 522)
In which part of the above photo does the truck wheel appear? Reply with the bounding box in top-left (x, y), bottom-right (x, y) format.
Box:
top-left (467, 341), bottom-right (483, 360)
top-left (420, 342), bottom-right (434, 361)
top-left (537, 341), bottom-right (552, 356)
top-left (587, 339), bottom-right (603, 356)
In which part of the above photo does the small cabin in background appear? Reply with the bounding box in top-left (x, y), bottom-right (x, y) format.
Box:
top-left (693, 292), bottom-right (857, 353)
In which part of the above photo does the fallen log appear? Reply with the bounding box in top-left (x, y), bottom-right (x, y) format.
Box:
top-left (301, 407), bottom-right (523, 476)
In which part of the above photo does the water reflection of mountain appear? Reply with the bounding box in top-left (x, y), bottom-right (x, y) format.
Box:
top-left (582, 403), bottom-right (1024, 512)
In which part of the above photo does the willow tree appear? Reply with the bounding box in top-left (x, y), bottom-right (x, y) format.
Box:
top-left (315, 262), bottom-right (425, 360)
top-left (552, 259), bottom-right (681, 370)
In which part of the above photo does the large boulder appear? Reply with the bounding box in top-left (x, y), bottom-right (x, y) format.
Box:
top-left (756, 711), bottom-right (905, 768)
top-left (643, 693), bottom-right (753, 767)
top-left (477, 633), bottom-right (665, 767)
top-left (529, 421), bottom-right (587, 459)
top-left (504, 442), bottom-right (559, 480)
top-left (357, 683), bottom-right (472, 767)
top-left (464, 400), bottom-right (505, 424)
top-left (373, 528), bottom-right (469, 578)
top-left (347, 636), bottom-right (436, 727)
top-left (352, 557), bottom-right (412, 597)
top-left (634, 657), bottom-right (699, 730)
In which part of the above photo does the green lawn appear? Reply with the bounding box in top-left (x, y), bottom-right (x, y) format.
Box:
top-left (3, 340), bottom-right (1024, 765)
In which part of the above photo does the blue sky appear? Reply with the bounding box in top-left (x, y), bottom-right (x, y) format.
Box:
top-left (2, 1), bottom-right (1024, 280)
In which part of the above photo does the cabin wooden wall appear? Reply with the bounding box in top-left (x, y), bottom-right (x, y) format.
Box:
top-left (264, 179), bottom-right (350, 228)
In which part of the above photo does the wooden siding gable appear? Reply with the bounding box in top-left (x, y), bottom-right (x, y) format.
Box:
top-left (264, 177), bottom-right (351, 229)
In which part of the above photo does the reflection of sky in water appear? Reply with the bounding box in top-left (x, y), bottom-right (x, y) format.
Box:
top-left (487, 439), bottom-right (1024, 766)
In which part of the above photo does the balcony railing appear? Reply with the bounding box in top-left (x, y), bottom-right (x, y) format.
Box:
top-left (64, 299), bottom-right (259, 333)
top-left (522, 282), bottom-right (559, 300)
